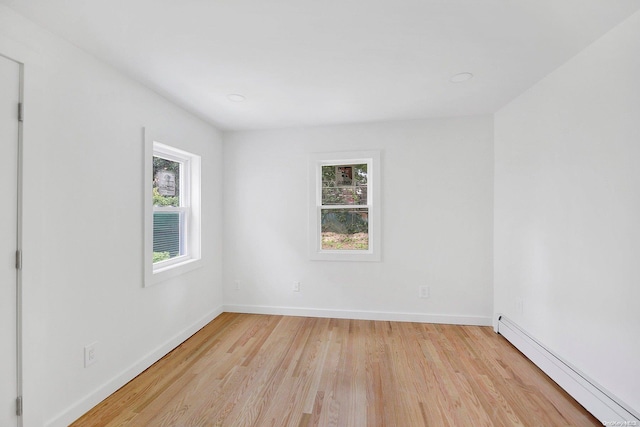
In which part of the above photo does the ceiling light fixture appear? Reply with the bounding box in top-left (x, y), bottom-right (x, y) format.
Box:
top-left (450, 72), bottom-right (474, 83)
top-left (227, 94), bottom-right (246, 102)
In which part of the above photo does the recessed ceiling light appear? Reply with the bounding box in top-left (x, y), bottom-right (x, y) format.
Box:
top-left (227, 94), bottom-right (246, 102)
top-left (450, 72), bottom-right (474, 83)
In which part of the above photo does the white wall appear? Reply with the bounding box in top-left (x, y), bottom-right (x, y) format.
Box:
top-left (10, 0), bottom-right (638, 422)
top-left (223, 117), bottom-right (494, 324)
top-left (494, 10), bottom-right (640, 413)
top-left (0, 5), bottom-right (224, 426)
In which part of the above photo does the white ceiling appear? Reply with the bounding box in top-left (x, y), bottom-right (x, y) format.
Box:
top-left (2, 0), bottom-right (640, 131)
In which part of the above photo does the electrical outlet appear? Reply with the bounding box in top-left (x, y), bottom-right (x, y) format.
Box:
top-left (234, 280), bottom-right (240, 290)
top-left (293, 281), bottom-right (300, 292)
top-left (84, 342), bottom-right (98, 368)
top-left (419, 286), bottom-right (430, 299)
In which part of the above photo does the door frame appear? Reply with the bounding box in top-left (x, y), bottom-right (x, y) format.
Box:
top-left (1, 52), bottom-right (24, 427)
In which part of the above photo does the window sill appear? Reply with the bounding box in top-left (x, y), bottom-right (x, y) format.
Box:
top-left (145, 257), bottom-right (203, 287)
top-left (310, 250), bottom-right (380, 262)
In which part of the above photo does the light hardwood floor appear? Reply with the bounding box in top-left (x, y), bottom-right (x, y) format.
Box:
top-left (71, 313), bottom-right (600, 426)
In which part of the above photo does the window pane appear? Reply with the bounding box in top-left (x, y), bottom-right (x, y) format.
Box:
top-left (322, 164), bottom-right (367, 205)
top-left (321, 208), bottom-right (369, 250)
top-left (153, 211), bottom-right (183, 262)
top-left (153, 156), bottom-right (180, 207)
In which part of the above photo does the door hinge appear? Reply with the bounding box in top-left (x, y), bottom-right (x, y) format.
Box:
top-left (16, 250), bottom-right (22, 270)
top-left (16, 396), bottom-right (22, 416)
top-left (18, 102), bottom-right (24, 122)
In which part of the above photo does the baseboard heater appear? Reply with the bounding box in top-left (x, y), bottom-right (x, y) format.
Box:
top-left (496, 315), bottom-right (639, 424)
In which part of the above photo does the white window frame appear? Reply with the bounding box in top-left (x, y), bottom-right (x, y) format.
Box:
top-left (144, 128), bottom-right (202, 286)
top-left (308, 150), bottom-right (381, 262)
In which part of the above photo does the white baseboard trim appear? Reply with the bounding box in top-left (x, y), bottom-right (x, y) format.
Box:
top-left (45, 305), bottom-right (224, 427)
top-left (497, 315), bottom-right (639, 424)
top-left (224, 304), bottom-right (492, 326)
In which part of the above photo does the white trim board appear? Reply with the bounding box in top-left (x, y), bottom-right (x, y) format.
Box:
top-left (224, 304), bottom-right (491, 326)
top-left (497, 315), bottom-right (639, 424)
top-left (45, 306), bottom-right (224, 427)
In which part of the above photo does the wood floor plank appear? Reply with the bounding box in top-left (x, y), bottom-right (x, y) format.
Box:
top-left (71, 313), bottom-right (601, 427)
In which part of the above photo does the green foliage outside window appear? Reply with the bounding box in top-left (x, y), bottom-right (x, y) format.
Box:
top-left (153, 187), bottom-right (178, 207)
top-left (153, 156), bottom-right (180, 207)
top-left (153, 251), bottom-right (171, 263)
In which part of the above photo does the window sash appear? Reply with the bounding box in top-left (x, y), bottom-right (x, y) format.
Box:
top-left (153, 155), bottom-right (190, 208)
top-left (152, 148), bottom-right (190, 268)
top-left (318, 206), bottom-right (371, 252)
top-left (316, 161), bottom-right (372, 205)
top-left (152, 207), bottom-right (190, 266)
top-left (319, 207), bottom-right (370, 251)
top-left (317, 164), bottom-right (371, 253)
top-left (152, 150), bottom-right (191, 269)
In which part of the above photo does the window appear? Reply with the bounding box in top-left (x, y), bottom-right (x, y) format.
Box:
top-left (309, 151), bottom-right (381, 261)
top-left (144, 129), bottom-right (201, 286)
